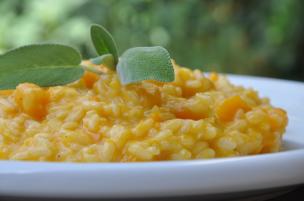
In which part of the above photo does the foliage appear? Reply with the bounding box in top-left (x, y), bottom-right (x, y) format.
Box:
top-left (0, 0), bottom-right (303, 80)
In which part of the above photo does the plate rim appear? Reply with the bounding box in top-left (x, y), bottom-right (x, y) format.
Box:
top-left (0, 74), bottom-right (303, 198)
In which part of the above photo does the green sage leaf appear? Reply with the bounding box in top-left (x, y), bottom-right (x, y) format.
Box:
top-left (90, 54), bottom-right (115, 70)
top-left (0, 44), bottom-right (83, 89)
top-left (117, 46), bottom-right (174, 84)
top-left (90, 24), bottom-right (119, 65)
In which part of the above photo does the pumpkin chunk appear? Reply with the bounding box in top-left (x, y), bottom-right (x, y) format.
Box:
top-left (82, 71), bottom-right (100, 88)
top-left (14, 83), bottom-right (50, 120)
top-left (216, 95), bottom-right (251, 122)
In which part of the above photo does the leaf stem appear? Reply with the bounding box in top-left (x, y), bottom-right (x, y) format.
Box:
top-left (81, 65), bottom-right (104, 75)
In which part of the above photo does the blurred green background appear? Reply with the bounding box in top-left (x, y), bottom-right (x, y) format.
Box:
top-left (0, 0), bottom-right (303, 80)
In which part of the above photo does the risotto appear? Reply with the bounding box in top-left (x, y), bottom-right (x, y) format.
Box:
top-left (0, 61), bottom-right (288, 162)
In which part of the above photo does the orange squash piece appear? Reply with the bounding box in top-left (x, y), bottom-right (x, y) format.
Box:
top-left (14, 83), bottom-right (50, 120)
top-left (269, 108), bottom-right (288, 130)
top-left (216, 95), bottom-right (251, 122)
top-left (82, 71), bottom-right (99, 88)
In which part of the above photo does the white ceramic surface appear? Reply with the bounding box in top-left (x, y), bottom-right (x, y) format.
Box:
top-left (0, 75), bottom-right (303, 199)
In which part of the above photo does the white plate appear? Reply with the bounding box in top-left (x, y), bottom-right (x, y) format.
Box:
top-left (0, 75), bottom-right (304, 199)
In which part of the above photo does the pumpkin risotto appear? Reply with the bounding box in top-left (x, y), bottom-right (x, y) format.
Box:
top-left (0, 62), bottom-right (288, 162)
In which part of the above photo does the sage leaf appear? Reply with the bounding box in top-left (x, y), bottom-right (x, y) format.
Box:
top-left (117, 46), bottom-right (174, 84)
top-left (90, 24), bottom-right (119, 65)
top-left (90, 54), bottom-right (115, 70)
top-left (0, 44), bottom-right (83, 89)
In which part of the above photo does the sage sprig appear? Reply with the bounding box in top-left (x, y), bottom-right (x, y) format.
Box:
top-left (0, 24), bottom-right (175, 89)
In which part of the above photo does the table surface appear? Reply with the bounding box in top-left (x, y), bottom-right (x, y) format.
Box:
top-left (268, 186), bottom-right (303, 200)
top-left (0, 185), bottom-right (303, 201)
